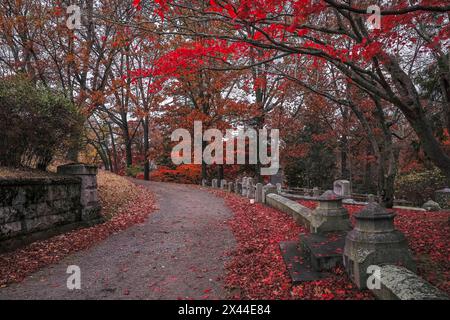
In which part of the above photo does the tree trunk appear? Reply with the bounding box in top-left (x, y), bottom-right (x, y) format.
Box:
top-left (385, 58), bottom-right (450, 185)
top-left (218, 165), bottom-right (224, 181)
top-left (107, 121), bottom-right (118, 173)
top-left (143, 116), bottom-right (150, 181)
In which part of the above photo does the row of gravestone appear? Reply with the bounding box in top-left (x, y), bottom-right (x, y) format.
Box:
top-left (202, 177), bottom-right (283, 204)
top-left (333, 180), bottom-right (450, 211)
top-left (293, 179), bottom-right (449, 211)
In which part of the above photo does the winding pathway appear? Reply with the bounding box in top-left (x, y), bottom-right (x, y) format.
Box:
top-left (0, 181), bottom-right (236, 300)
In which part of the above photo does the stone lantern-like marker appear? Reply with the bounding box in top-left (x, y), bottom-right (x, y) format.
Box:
top-left (310, 190), bottom-right (352, 234)
top-left (343, 203), bottom-right (416, 289)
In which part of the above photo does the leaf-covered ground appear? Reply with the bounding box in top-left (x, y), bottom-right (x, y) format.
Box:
top-left (298, 200), bottom-right (450, 295)
top-left (0, 171), bottom-right (157, 287)
top-left (209, 190), bottom-right (373, 300)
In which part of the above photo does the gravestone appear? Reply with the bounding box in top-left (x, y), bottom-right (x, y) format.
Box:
top-left (241, 177), bottom-right (248, 196)
top-left (212, 179), bottom-right (218, 188)
top-left (262, 183), bottom-right (278, 204)
top-left (435, 188), bottom-right (450, 209)
top-left (201, 179), bottom-right (207, 187)
top-left (310, 190), bottom-right (351, 234)
top-left (228, 182), bottom-right (234, 193)
top-left (235, 179), bottom-right (242, 194)
top-left (343, 203), bottom-right (416, 289)
top-left (220, 179), bottom-right (227, 190)
top-left (270, 170), bottom-right (283, 185)
top-left (333, 180), bottom-right (351, 198)
top-left (255, 183), bottom-right (263, 203)
top-left (247, 178), bottom-right (255, 199)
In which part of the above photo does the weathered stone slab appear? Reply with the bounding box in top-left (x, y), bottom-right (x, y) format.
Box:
top-left (372, 265), bottom-right (449, 300)
top-left (300, 232), bottom-right (346, 271)
top-left (255, 183), bottom-right (263, 203)
top-left (279, 241), bottom-right (325, 284)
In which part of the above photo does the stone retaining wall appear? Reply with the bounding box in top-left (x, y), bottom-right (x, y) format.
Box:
top-left (0, 164), bottom-right (103, 252)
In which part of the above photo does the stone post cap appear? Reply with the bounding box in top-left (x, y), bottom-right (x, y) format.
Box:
top-left (57, 163), bottom-right (98, 175)
top-left (318, 190), bottom-right (344, 201)
top-left (355, 203), bottom-right (396, 220)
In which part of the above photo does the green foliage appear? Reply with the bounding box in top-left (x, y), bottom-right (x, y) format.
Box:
top-left (0, 75), bottom-right (83, 169)
top-left (126, 165), bottom-right (143, 178)
top-left (395, 168), bottom-right (447, 206)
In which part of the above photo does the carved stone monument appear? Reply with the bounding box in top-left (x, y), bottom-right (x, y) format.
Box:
top-left (343, 203), bottom-right (416, 289)
top-left (310, 190), bottom-right (351, 234)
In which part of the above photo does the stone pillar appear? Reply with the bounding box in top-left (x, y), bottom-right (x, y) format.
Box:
top-left (310, 190), bottom-right (351, 234)
top-left (57, 164), bottom-right (102, 224)
top-left (435, 188), bottom-right (450, 209)
top-left (235, 179), bottom-right (242, 194)
top-left (220, 179), bottom-right (227, 190)
top-left (313, 187), bottom-right (321, 198)
top-left (212, 179), bottom-right (218, 188)
top-left (262, 183), bottom-right (278, 204)
top-left (343, 203), bottom-right (416, 289)
top-left (255, 183), bottom-right (263, 203)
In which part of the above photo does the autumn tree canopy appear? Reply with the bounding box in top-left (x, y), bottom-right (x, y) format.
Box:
top-left (0, 0), bottom-right (449, 207)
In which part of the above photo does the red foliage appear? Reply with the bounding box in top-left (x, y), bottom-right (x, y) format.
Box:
top-left (149, 164), bottom-right (201, 184)
top-left (211, 190), bottom-right (373, 300)
top-left (0, 187), bottom-right (157, 287)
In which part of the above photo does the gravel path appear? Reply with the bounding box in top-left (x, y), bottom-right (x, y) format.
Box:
top-left (0, 181), bottom-right (236, 300)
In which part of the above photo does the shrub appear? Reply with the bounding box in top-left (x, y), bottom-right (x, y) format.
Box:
top-left (150, 164), bottom-right (201, 184)
top-left (125, 165), bottom-right (143, 178)
top-left (395, 168), bottom-right (447, 206)
top-left (0, 75), bottom-right (83, 170)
